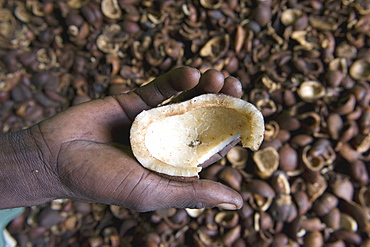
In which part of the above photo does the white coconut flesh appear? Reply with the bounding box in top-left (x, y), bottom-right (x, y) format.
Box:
top-left (130, 94), bottom-right (264, 177)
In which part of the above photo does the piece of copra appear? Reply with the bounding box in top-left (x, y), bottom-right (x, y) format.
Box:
top-left (130, 93), bottom-right (264, 177)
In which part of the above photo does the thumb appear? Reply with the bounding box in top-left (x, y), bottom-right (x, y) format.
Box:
top-left (174, 179), bottom-right (243, 210)
top-left (134, 178), bottom-right (243, 212)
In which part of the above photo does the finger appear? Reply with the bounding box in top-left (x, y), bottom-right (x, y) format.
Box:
top-left (172, 179), bottom-right (243, 210)
top-left (135, 66), bottom-right (201, 105)
top-left (113, 66), bottom-right (201, 121)
top-left (137, 178), bottom-right (243, 212)
top-left (195, 69), bottom-right (225, 93)
top-left (220, 76), bottom-right (243, 98)
top-left (76, 144), bottom-right (243, 212)
top-left (171, 69), bottom-right (225, 102)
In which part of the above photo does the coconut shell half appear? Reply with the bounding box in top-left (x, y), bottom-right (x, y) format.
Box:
top-left (130, 93), bottom-right (264, 177)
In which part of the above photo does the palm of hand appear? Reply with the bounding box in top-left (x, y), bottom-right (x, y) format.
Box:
top-left (45, 100), bottom-right (153, 210)
top-left (33, 67), bottom-right (244, 211)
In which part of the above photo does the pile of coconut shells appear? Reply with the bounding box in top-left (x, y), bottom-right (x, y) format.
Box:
top-left (2, 0), bottom-right (370, 246)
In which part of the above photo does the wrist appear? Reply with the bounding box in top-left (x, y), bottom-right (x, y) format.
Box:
top-left (0, 127), bottom-right (65, 209)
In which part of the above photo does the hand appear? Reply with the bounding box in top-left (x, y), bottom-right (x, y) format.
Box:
top-left (26, 67), bottom-right (244, 211)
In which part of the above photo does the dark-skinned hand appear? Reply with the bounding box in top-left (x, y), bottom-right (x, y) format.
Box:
top-left (0, 67), bottom-right (243, 212)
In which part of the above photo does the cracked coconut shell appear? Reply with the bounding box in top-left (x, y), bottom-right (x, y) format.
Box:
top-left (130, 94), bottom-right (264, 177)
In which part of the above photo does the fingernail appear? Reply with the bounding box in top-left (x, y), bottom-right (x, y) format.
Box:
top-left (216, 203), bottom-right (237, 210)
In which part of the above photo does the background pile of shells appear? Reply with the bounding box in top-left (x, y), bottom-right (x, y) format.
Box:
top-left (2, 0), bottom-right (369, 246)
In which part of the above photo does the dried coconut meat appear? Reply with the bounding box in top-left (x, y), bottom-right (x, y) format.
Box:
top-left (130, 93), bottom-right (265, 177)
